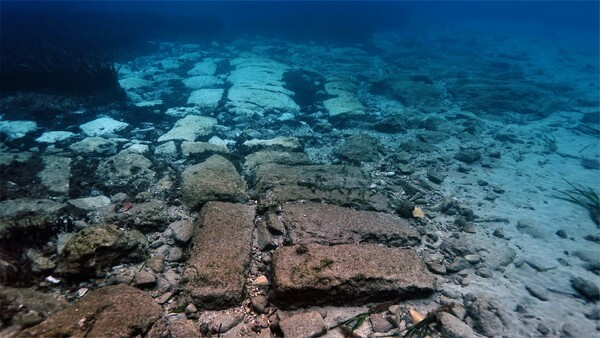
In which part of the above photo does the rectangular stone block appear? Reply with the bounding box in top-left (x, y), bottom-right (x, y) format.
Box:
top-left (280, 202), bottom-right (419, 247)
top-left (181, 202), bottom-right (256, 309)
top-left (251, 163), bottom-right (389, 211)
top-left (271, 243), bottom-right (435, 308)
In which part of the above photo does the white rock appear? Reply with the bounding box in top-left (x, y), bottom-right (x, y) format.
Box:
top-left (119, 77), bottom-right (153, 90)
top-left (0, 120), bottom-right (37, 140)
top-left (323, 95), bottom-right (365, 117)
top-left (35, 131), bottom-right (76, 143)
top-left (157, 115), bottom-right (217, 142)
top-left (187, 88), bottom-right (224, 108)
top-left (182, 75), bottom-right (223, 89)
top-left (122, 143), bottom-right (150, 154)
top-left (187, 61), bottom-right (217, 75)
top-left (155, 141), bottom-right (178, 157)
top-left (165, 106), bottom-right (202, 117)
top-left (69, 137), bottom-right (118, 154)
top-left (80, 117), bottom-right (129, 137)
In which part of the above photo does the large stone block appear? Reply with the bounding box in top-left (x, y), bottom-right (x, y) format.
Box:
top-left (271, 243), bottom-right (435, 308)
top-left (280, 202), bottom-right (419, 247)
top-left (181, 155), bottom-right (248, 209)
top-left (251, 163), bottom-right (389, 211)
top-left (181, 202), bottom-right (256, 309)
top-left (19, 284), bottom-right (161, 338)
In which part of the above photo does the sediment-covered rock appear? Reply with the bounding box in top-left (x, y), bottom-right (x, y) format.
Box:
top-left (18, 284), bottom-right (161, 338)
top-left (181, 202), bottom-right (256, 309)
top-left (279, 201), bottom-right (419, 246)
top-left (251, 163), bottom-right (389, 211)
top-left (271, 243), bottom-right (436, 307)
top-left (55, 224), bottom-right (148, 277)
top-left (157, 115), bottom-right (217, 142)
top-left (181, 155), bottom-right (247, 209)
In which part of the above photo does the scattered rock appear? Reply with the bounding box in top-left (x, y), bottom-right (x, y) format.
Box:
top-left (167, 318), bottom-right (201, 338)
top-left (571, 276), bottom-right (599, 302)
top-left (279, 311), bottom-right (326, 338)
top-left (438, 312), bottom-right (478, 338)
top-left (370, 312), bottom-right (395, 333)
top-left (207, 311), bottom-right (244, 333)
top-left (134, 270), bottom-right (157, 287)
top-left (168, 219), bottom-right (195, 245)
top-left (525, 283), bottom-right (549, 301)
top-left (464, 293), bottom-right (511, 336)
top-left (516, 219), bottom-right (545, 239)
top-left (454, 149), bottom-right (481, 164)
top-left (271, 243), bottom-right (435, 307)
top-left (335, 133), bottom-right (382, 163)
top-left (251, 295), bottom-right (269, 314)
top-left (19, 284), bottom-right (160, 337)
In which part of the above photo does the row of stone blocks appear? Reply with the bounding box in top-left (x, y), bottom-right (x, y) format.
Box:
top-left (180, 201), bottom-right (436, 310)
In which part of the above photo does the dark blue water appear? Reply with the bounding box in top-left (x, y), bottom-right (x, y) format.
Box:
top-left (2, 1), bottom-right (598, 50)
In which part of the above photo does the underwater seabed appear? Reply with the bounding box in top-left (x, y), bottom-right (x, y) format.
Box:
top-left (0, 23), bottom-right (599, 338)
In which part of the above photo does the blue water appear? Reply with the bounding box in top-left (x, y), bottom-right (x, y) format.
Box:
top-left (0, 1), bottom-right (599, 337)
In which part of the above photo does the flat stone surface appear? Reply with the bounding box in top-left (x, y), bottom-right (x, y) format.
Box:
top-left (279, 311), bottom-right (326, 338)
top-left (251, 163), bottom-right (390, 211)
top-left (181, 155), bottom-right (248, 209)
top-left (157, 115), bottom-right (217, 142)
top-left (80, 117), bottom-right (128, 137)
top-left (38, 155), bottom-right (71, 194)
top-left (19, 284), bottom-right (161, 338)
top-left (181, 202), bottom-right (256, 309)
top-left (280, 202), bottom-right (419, 247)
top-left (244, 150), bottom-right (312, 172)
top-left (271, 243), bottom-right (436, 307)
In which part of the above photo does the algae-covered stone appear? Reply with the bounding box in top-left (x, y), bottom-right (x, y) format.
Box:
top-left (181, 202), bottom-right (256, 309)
top-left (181, 155), bottom-right (247, 209)
top-left (55, 224), bottom-right (148, 277)
top-left (271, 243), bottom-right (435, 307)
top-left (19, 284), bottom-right (160, 338)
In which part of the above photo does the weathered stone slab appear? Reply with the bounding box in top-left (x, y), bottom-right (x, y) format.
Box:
top-left (251, 163), bottom-right (389, 211)
top-left (19, 284), bottom-right (161, 338)
top-left (181, 202), bottom-right (256, 309)
top-left (271, 243), bottom-right (435, 307)
top-left (280, 202), bottom-right (419, 247)
top-left (181, 155), bottom-right (248, 209)
top-left (38, 155), bottom-right (71, 194)
top-left (243, 150), bottom-right (312, 172)
top-left (157, 115), bottom-right (217, 142)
